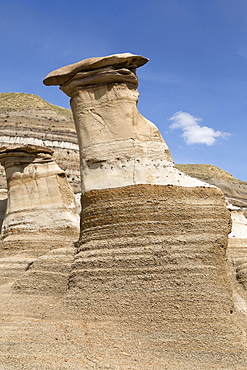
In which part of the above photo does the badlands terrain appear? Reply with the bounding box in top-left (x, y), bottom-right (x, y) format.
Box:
top-left (1, 92), bottom-right (246, 206)
top-left (0, 90), bottom-right (247, 369)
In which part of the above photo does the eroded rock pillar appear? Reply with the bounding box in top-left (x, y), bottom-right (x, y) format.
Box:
top-left (43, 54), bottom-right (246, 367)
top-left (0, 145), bottom-right (79, 252)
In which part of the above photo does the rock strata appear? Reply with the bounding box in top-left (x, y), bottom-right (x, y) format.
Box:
top-left (43, 53), bottom-right (247, 366)
top-left (0, 92), bottom-right (81, 192)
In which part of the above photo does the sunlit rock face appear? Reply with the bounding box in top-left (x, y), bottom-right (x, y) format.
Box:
top-left (44, 53), bottom-right (246, 367)
top-left (0, 145), bottom-right (79, 252)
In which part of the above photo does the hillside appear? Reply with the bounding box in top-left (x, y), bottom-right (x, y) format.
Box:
top-left (176, 164), bottom-right (247, 209)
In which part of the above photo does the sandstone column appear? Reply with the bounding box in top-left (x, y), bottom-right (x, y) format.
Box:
top-left (0, 145), bottom-right (79, 252)
top-left (44, 54), bottom-right (246, 367)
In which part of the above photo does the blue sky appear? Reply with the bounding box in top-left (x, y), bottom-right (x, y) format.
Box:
top-left (1, 0), bottom-right (247, 181)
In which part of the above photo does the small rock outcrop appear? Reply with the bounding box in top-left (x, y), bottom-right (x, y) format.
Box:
top-left (44, 53), bottom-right (247, 366)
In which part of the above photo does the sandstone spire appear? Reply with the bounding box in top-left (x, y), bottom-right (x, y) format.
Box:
top-left (43, 54), bottom-right (246, 367)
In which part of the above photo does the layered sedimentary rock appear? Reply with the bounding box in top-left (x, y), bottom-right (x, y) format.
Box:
top-left (0, 93), bottom-right (80, 192)
top-left (44, 53), bottom-right (246, 366)
top-left (0, 145), bottom-right (79, 286)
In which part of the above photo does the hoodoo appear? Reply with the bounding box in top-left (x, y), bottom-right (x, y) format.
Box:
top-left (0, 145), bottom-right (79, 253)
top-left (44, 53), bottom-right (246, 367)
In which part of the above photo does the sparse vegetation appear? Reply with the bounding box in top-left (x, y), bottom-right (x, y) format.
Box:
top-left (0, 92), bottom-right (73, 121)
top-left (176, 164), bottom-right (247, 186)
top-left (177, 163), bottom-right (247, 207)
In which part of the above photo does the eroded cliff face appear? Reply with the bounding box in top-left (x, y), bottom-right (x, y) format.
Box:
top-left (42, 53), bottom-right (247, 367)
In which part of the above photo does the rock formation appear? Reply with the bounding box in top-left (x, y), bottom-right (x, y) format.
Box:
top-left (44, 53), bottom-right (247, 366)
top-left (44, 53), bottom-right (209, 192)
top-left (0, 145), bottom-right (79, 286)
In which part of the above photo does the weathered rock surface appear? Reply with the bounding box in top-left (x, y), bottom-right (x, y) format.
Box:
top-left (0, 145), bottom-right (79, 287)
top-left (67, 184), bottom-right (246, 367)
top-left (43, 52), bottom-right (149, 87)
top-left (42, 53), bottom-right (247, 367)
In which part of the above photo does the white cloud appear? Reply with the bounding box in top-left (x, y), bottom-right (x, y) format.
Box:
top-left (168, 111), bottom-right (230, 145)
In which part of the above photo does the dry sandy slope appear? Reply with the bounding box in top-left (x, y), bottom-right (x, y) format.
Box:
top-left (1, 281), bottom-right (243, 370)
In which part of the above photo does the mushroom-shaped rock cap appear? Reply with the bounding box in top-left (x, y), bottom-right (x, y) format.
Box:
top-left (43, 53), bottom-right (149, 86)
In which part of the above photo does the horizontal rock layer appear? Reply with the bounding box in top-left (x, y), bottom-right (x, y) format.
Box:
top-left (67, 184), bottom-right (246, 366)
